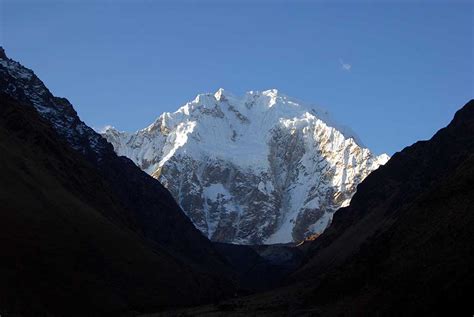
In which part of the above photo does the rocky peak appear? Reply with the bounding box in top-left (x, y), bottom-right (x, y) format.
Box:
top-left (102, 89), bottom-right (389, 244)
top-left (214, 87), bottom-right (227, 101)
top-left (0, 47), bottom-right (7, 60)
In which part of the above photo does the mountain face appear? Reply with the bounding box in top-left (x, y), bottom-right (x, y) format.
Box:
top-left (0, 49), bottom-right (234, 315)
top-left (103, 89), bottom-right (389, 244)
top-left (179, 100), bottom-right (474, 316)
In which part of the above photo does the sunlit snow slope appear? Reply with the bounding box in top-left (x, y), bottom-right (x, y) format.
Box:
top-left (103, 89), bottom-right (389, 244)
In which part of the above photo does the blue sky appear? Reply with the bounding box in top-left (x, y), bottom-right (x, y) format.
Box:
top-left (1, 1), bottom-right (472, 155)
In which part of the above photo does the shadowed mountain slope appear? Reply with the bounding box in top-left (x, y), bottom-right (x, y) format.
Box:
top-left (0, 94), bottom-right (234, 316)
top-left (0, 48), bottom-right (230, 274)
top-left (0, 49), bottom-right (236, 316)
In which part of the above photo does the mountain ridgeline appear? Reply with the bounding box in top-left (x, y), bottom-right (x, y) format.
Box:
top-left (103, 89), bottom-right (388, 244)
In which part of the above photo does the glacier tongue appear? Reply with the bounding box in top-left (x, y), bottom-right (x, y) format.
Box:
top-left (103, 88), bottom-right (389, 244)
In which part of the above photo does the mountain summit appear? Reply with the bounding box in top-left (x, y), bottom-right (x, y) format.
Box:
top-left (103, 89), bottom-right (389, 244)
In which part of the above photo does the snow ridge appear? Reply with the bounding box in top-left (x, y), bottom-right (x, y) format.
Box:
top-left (103, 88), bottom-right (389, 244)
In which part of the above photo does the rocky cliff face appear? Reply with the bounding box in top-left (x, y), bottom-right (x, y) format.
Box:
top-left (103, 88), bottom-right (389, 244)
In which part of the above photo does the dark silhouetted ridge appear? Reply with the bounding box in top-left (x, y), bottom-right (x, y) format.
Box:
top-left (0, 50), bottom-right (236, 316)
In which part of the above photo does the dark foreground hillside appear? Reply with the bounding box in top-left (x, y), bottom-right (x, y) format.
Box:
top-left (0, 47), bottom-right (231, 276)
top-left (292, 99), bottom-right (474, 315)
top-left (157, 100), bottom-right (474, 316)
top-left (0, 49), bottom-right (237, 316)
top-left (0, 95), bottom-right (233, 316)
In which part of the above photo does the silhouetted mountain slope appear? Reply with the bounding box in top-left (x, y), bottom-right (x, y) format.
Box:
top-left (298, 153), bottom-right (474, 315)
top-left (0, 50), bottom-right (236, 315)
top-left (0, 48), bottom-right (229, 274)
top-left (0, 95), bottom-right (234, 316)
top-left (160, 100), bottom-right (474, 316)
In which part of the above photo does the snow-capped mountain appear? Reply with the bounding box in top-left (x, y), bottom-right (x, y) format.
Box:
top-left (103, 88), bottom-right (389, 244)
